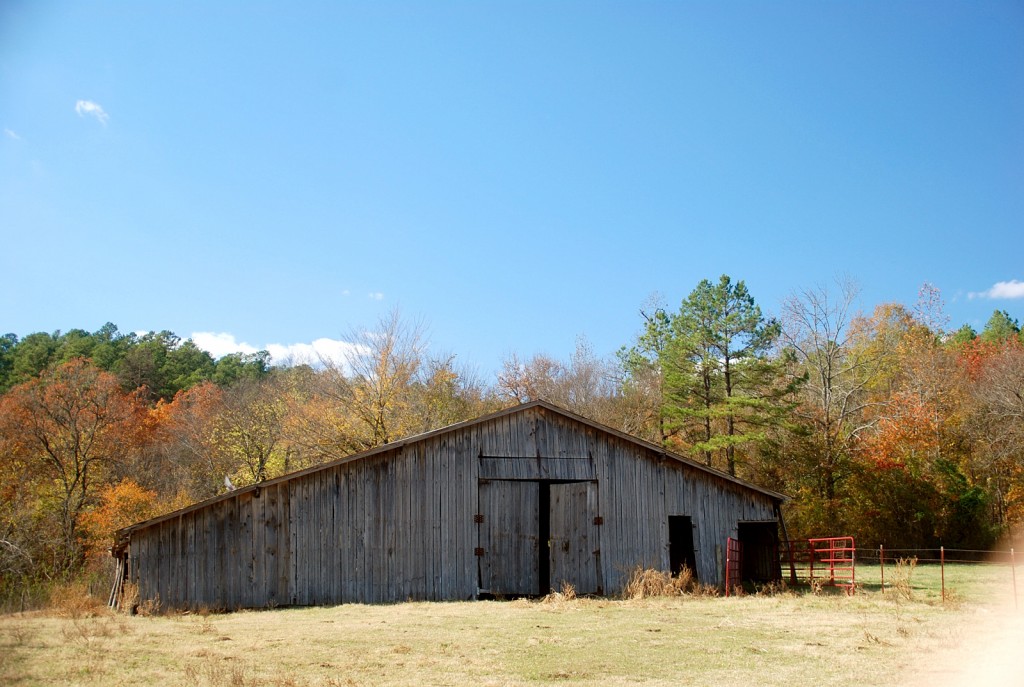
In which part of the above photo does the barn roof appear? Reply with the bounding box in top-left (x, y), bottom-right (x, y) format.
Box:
top-left (113, 400), bottom-right (785, 549)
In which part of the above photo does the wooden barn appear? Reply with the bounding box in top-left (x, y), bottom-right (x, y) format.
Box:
top-left (111, 401), bottom-right (785, 609)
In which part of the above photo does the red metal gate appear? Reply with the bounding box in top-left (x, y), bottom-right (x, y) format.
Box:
top-left (725, 537), bottom-right (743, 597)
top-left (781, 536), bottom-right (856, 593)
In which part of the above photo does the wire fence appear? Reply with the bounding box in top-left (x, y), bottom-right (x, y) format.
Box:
top-left (855, 546), bottom-right (1019, 566)
top-left (779, 540), bottom-right (1019, 609)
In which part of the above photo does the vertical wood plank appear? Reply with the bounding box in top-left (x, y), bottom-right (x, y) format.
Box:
top-left (278, 482), bottom-right (290, 607)
top-left (240, 491), bottom-right (254, 608)
top-left (428, 439), bottom-right (441, 599)
top-left (266, 484), bottom-right (280, 605)
top-left (438, 436), bottom-right (451, 600)
top-left (225, 495), bottom-right (238, 609)
top-left (286, 481), bottom-right (298, 606)
top-left (255, 485), bottom-right (267, 606)
top-left (298, 475), bottom-right (309, 606)
top-left (330, 467), bottom-right (341, 605)
top-left (315, 468), bottom-right (325, 605)
top-left (203, 506), bottom-right (215, 607)
top-left (343, 465), bottom-right (356, 603)
top-left (213, 499), bottom-right (225, 608)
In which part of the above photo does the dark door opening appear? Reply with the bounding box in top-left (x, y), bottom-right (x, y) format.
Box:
top-left (538, 482), bottom-right (551, 595)
top-left (668, 515), bottom-right (698, 579)
top-left (737, 521), bottom-right (781, 583)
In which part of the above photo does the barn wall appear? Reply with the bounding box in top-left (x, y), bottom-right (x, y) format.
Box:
top-left (126, 404), bottom-right (779, 609)
top-left (516, 407), bottom-right (778, 589)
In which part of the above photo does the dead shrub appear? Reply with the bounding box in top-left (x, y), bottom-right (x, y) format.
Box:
top-left (753, 579), bottom-right (790, 597)
top-left (622, 567), bottom-right (672, 599)
top-left (136, 593), bottom-right (162, 617)
top-left (540, 580), bottom-right (577, 604)
top-left (49, 581), bottom-right (107, 619)
top-left (893, 557), bottom-right (917, 601)
top-left (118, 581), bottom-right (140, 613)
top-left (621, 566), bottom-right (714, 599)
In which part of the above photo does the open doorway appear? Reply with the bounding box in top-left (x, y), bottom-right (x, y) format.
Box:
top-left (737, 521), bottom-right (780, 583)
top-left (668, 515), bottom-right (698, 579)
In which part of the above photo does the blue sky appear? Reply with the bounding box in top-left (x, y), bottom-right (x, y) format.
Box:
top-left (2, 1), bottom-right (1022, 375)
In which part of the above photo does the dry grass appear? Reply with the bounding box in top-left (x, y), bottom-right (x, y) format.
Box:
top-left (0, 563), bottom-right (1019, 686)
top-left (48, 581), bottom-right (108, 619)
top-left (621, 565), bottom-right (716, 599)
top-left (892, 556), bottom-right (918, 601)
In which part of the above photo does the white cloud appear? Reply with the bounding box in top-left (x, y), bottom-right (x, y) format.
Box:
top-left (265, 338), bottom-right (368, 368)
top-left (191, 332), bottom-right (259, 358)
top-left (75, 99), bottom-right (109, 125)
top-left (368, 292), bottom-right (384, 301)
top-left (968, 280), bottom-right (1024, 300)
top-left (191, 332), bottom-right (368, 370)
top-left (4, 128), bottom-right (20, 140)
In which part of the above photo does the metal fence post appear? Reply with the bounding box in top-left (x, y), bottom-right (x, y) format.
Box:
top-left (940, 546), bottom-right (945, 603)
top-left (880, 545), bottom-right (885, 595)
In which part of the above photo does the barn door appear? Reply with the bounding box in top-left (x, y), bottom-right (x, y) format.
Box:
top-left (477, 480), bottom-right (540, 596)
top-left (548, 481), bottom-right (601, 595)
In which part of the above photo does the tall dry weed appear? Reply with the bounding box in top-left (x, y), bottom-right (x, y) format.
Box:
top-left (621, 566), bottom-right (716, 599)
top-left (893, 557), bottom-right (918, 601)
top-left (540, 580), bottom-right (578, 604)
top-left (118, 581), bottom-right (140, 613)
top-left (49, 581), bottom-right (107, 619)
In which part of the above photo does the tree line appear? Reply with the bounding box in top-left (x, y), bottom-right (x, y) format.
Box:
top-left (0, 324), bottom-right (271, 400)
top-left (1, 281), bottom-right (1022, 598)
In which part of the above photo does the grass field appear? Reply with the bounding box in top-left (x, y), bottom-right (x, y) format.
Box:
top-left (1, 562), bottom-right (1020, 686)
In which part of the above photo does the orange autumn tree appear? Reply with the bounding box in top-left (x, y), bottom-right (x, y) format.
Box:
top-left (964, 338), bottom-right (1024, 531)
top-left (79, 479), bottom-right (158, 568)
top-left (848, 391), bottom-right (944, 548)
top-left (859, 392), bottom-right (939, 471)
top-left (0, 359), bottom-right (146, 576)
top-left (156, 381), bottom-right (233, 501)
top-left (846, 293), bottom-right (997, 549)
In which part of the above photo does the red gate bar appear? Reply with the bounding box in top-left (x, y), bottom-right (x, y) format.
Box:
top-left (779, 537), bottom-right (856, 593)
top-left (725, 537), bottom-right (743, 597)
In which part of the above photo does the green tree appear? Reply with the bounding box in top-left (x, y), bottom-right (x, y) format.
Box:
top-left (662, 284), bottom-right (720, 465)
top-left (213, 351), bottom-right (271, 386)
top-left (981, 310), bottom-right (1020, 344)
top-left (9, 332), bottom-right (59, 386)
top-left (55, 329), bottom-right (97, 363)
top-left (948, 324), bottom-right (977, 348)
top-left (626, 276), bottom-right (790, 476)
top-left (617, 299), bottom-right (674, 444)
top-left (0, 333), bottom-right (17, 392)
top-left (163, 340), bottom-right (217, 394)
top-left (89, 323), bottom-right (134, 372)
top-left (115, 331), bottom-right (218, 401)
top-left (678, 276), bottom-right (789, 475)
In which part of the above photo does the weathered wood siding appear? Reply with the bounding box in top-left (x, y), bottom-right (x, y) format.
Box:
top-left (125, 404), bottom-right (779, 609)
